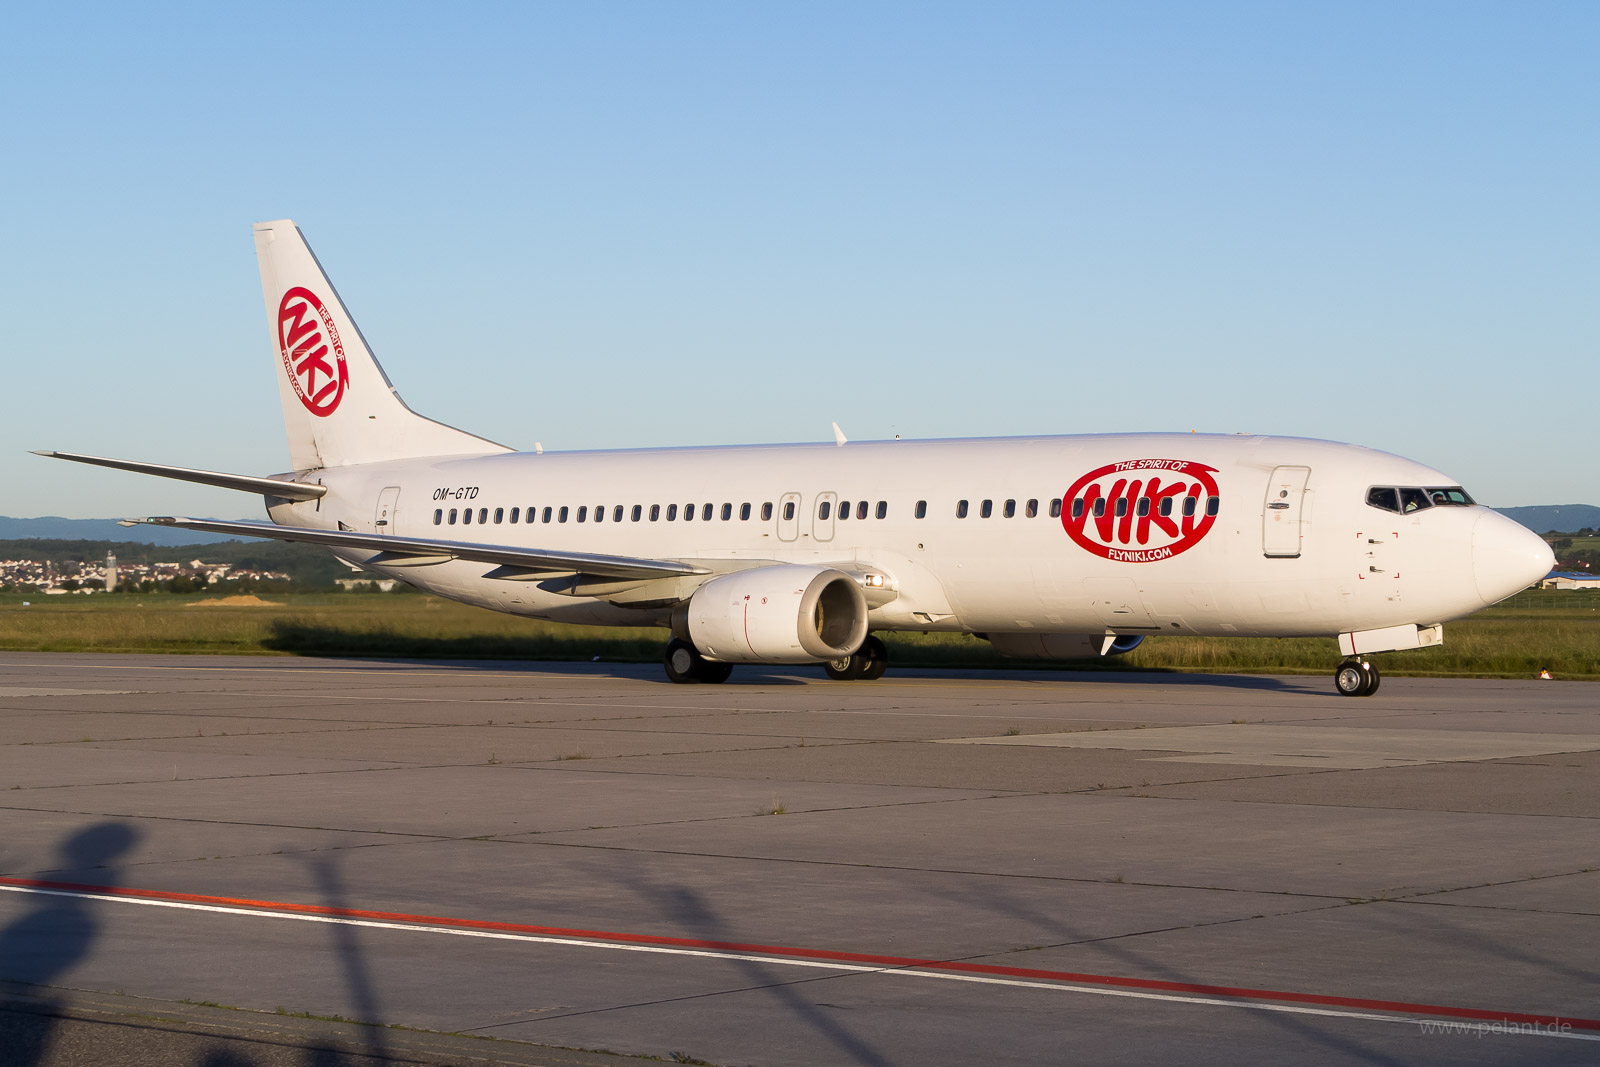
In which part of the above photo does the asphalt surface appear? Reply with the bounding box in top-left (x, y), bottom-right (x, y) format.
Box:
top-left (0, 653), bottom-right (1596, 1066)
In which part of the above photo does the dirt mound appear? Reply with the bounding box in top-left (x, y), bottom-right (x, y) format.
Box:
top-left (188, 595), bottom-right (284, 607)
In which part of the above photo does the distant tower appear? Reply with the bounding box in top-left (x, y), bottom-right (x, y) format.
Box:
top-left (105, 553), bottom-right (118, 593)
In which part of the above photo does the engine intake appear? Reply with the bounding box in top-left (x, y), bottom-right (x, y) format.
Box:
top-left (986, 633), bottom-right (1145, 660)
top-left (680, 565), bottom-right (869, 664)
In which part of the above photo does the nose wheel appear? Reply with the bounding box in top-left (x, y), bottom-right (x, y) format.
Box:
top-left (1334, 659), bottom-right (1380, 697)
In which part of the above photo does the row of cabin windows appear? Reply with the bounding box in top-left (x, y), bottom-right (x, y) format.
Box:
top-left (817, 500), bottom-right (888, 521)
top-left (431, 495), bottom-right (1205, 528)
top-left (434, 502), bottom-right (772, 526)
top-left (951, 498), bottom-right (1063, 520)
top-left (1067, 495), bottom-right (1221, 520)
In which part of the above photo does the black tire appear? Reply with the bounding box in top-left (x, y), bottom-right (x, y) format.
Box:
top-left (824, 652), bottom-right (866, 680)
top-left (860, 635), bottom-right (888, 681)
top-left (664, 638), bottom-right (702, 684)
top-left (1360, 662), bottom-right (1381, 696)
top-left (1334, 661), bottom-right (1372, 697)
top-left (694, 659), bottom-right (734, 684)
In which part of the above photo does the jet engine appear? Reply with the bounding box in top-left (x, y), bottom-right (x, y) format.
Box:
top-left (985, 633), bottom-right (1145, 660)
top-left (678, 565), bottom-right (869, 664)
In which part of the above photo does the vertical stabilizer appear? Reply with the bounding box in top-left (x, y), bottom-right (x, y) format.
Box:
top-left (253, 220), bottom-right (512, 470)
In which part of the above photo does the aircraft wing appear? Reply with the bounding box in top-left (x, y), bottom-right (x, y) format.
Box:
top-left (124, 517), bottom-right (710, 581)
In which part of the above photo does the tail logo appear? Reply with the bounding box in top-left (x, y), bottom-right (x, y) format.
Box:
top-left (277, 287), bottom-right (348, 417)
top-left (1062, 459), bottom-right (1221, 562)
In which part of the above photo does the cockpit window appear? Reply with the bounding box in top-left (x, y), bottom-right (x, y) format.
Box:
top-left (1367, 485), bottom-right (1475, 514)
top-left (1399, 487), bottom-right (1432, 513)
top-left (1367, 487), bottom-right (1400, 513)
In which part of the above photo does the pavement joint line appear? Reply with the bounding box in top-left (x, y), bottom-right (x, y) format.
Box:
top-left (0, 878), bottom-right (1594, 1039)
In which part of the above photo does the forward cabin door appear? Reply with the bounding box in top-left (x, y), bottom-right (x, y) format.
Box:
top-left (374, 486), bottom-right (400, 534)
top-left (1262, 466), bottom-right (1310, 558)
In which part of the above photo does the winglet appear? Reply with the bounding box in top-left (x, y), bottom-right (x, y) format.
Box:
top-left (832, 422), bottom-right (848, 447)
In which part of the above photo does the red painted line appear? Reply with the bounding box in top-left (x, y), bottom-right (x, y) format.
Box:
top-left (5, 875), bottom-right (1596, 1031)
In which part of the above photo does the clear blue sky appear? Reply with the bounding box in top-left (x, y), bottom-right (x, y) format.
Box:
top-left (3, 2), bottom-right (1594, 518)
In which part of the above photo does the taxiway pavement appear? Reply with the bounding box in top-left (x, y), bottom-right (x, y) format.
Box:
top-left (1, 653), bottom-right (1596, 1066)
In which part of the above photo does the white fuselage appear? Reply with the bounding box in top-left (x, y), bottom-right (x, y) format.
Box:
top-left (266, 431), bottom-right (1547, 641)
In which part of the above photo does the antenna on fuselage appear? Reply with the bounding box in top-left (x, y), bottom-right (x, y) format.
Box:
top-left (832, 422), bottom-right (848, 447)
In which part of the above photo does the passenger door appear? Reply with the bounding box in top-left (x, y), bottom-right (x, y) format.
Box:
top-left (1263, 466), bottom-right (1310, 558)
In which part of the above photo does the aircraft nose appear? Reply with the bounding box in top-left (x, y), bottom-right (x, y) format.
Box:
top-left (1472, 511), bottom-right (1554, 606)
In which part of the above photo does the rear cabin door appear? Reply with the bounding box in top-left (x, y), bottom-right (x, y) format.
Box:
top-left (374, 486), bottom-right (401, 534)
top-left (1262, 466), bottom-right (1310, 558)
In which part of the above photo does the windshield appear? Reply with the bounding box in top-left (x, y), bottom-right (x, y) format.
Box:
top-left (1366, 485), bottom-right (1475, 514)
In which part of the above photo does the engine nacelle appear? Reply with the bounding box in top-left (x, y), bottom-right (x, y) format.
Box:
top-left (682, 565), bottom-right (869, 664)
top-left (986, 633), bottom-right (1145, 660)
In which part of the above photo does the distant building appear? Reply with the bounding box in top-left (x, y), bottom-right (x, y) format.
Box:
top-left (337, 578), bottom-right (399, 592)
top-left (106, 553), bottom-right (118, 592)
top-left (1541, 571), bottom-right (1600, 590)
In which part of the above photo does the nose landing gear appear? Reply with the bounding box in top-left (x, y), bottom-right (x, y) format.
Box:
top-left (1334, 659), bottom-right (1380, 697)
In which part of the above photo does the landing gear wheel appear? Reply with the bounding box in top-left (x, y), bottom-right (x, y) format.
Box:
top-left (1334, 660), bottom-right (1377, 697)
top-left (860, 635), bottom-right (888, 681)
top-left (666, 639), bottom-right (733, 684)
top-left (824, 635), bottom-right (889, 681)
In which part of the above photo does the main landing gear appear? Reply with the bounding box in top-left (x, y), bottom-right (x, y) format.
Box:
top-left (824, 634), bottom-right (888, 681)
top-left (1334, 658), bottom-right (1381, 697)
top-left (664, 638), bottom-right (733, 685)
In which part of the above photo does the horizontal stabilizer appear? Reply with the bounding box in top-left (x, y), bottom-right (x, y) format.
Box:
top-left (127, 517), bottom-right (709, 581)
top-left (33, 451), bottom-right (327, 502)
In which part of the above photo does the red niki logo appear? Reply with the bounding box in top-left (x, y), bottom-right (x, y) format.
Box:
top-left (1062, 459), bottom-right (1221, 562)
top-left (277, 287), bottom-right (348, 417)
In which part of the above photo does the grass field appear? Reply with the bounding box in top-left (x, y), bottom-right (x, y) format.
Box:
top-left (2, 588), bottom-right (1596, 679)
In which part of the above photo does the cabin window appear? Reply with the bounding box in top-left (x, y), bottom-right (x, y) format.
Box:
top-left (742, 503), bottom-right (752, 520)
top-left (721, 503), bottom-right (732, 520)
top-left (648, 504), bottom-right (660, 521)
top-left (704, 502), bottom-right (713, 518)
top-left (1206, 497), bottom-right (1221, 517)
top-left (463, 508), bottom-right (472, 525)
top-left (632, 505), bottom-right (642, 521)
top-left (1114, 499), bottom-right (1128, 518)
top-left (1004, 499), bottom-right (1016, 518)
top-left (980, 499), bottom-right (993, 519)
top-left (839, 500), bottom-right (851, 521)
top-left (957, 500), bottom-right (969, 518)
top-left (762, 502), bottom-right (773, 521)
top-left (667, 504), bottom-right (678, 520)
top-left (915, 500), bottom-right (927, 519)
top-left (448, 508), bottom-right (457, 524)
top-left (1136, 498), bottom-right (1150, 517)
top-left (684, 503), bottom-right (695, 521)
top-left (1182, 497), bottom-right (1196, 517)
top-left (1026, 499), bottom-right (1038, 518)
top-left (1158, 498), bottom-right (1173, 517)
top-left (1071, 499), bottom-right (1085, 519)
top-left (818, 501), bottom-right (831, 520)
top-left (510, 507), bottom-right (520, 523)
top-left (577, 506), bottom-right (587, 522)
top-left (1093, 499), bottom-right (1106, 518)
top-left (433, 509), bottom-right (442, 525)
top-left (594, 505), bottom-right (604, 523)
top-left (614, 505), bottom-right (623, 522)
top-left (856, 500), bottom-right (868, 520)
top-left (542, 507), bottom-right (553, 523)
top-left (1050, 498), bottom-right (1062, 518)
top-left (494, 507), bottom-right (504, 524)
top-left (783, 501), bottom-right (795, 521)
top-left (558, 506), bottom-right (569, 523)
top-left (875, 501), bottom-right (887, 519)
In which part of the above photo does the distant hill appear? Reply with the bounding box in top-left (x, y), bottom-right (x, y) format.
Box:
top-left (1492, 505), bottom-right (1600, 535)
top-left (0, 516), bottom-right (259, 546)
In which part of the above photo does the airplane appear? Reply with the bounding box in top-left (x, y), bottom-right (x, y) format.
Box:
top-left (36, 220), bottom-right (1555, 696)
